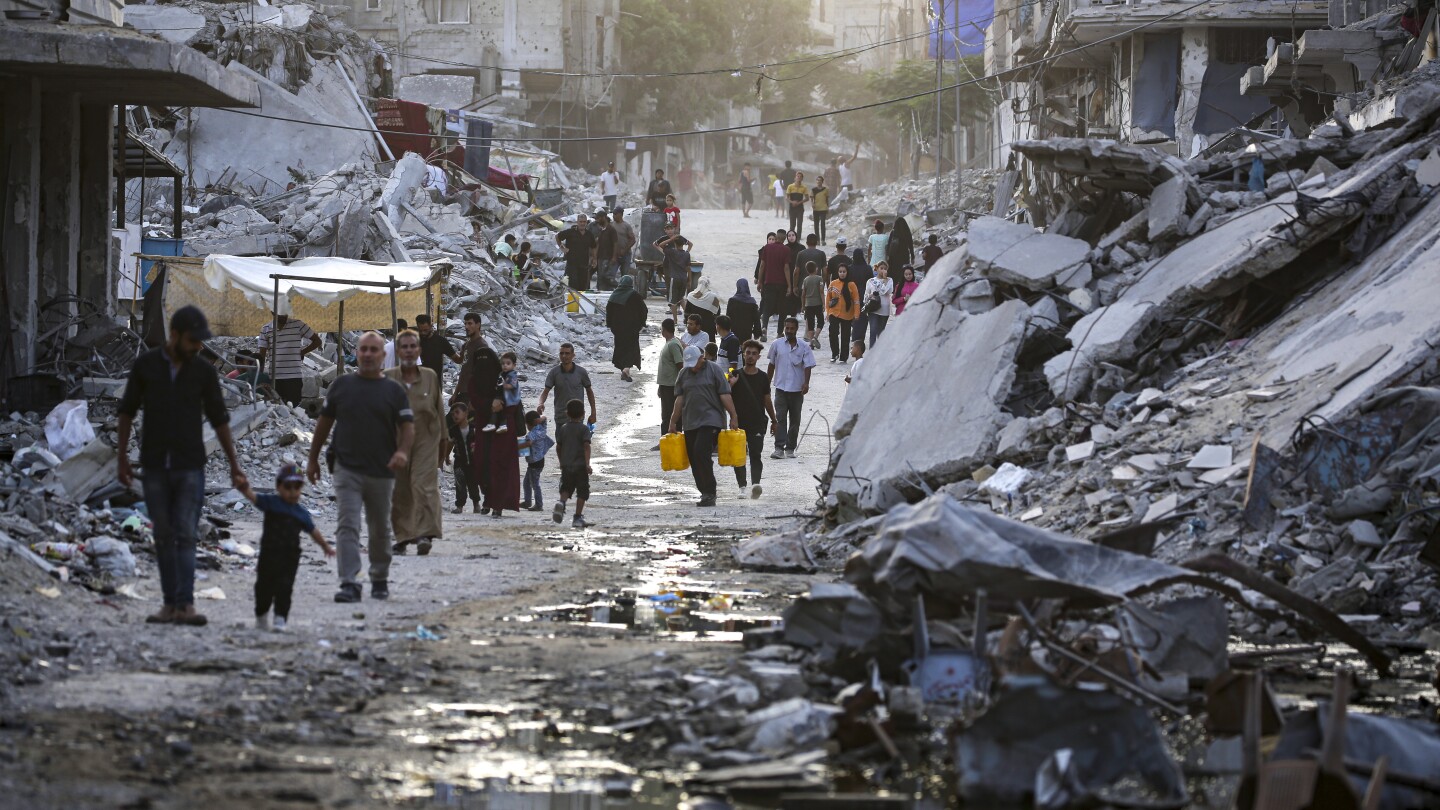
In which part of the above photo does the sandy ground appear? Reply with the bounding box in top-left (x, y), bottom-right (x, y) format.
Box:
top-left (0, 208), bottom-right (858, 808)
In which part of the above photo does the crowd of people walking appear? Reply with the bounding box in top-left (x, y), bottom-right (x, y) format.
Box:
top-left (115, 158), bottom-right (948, 628)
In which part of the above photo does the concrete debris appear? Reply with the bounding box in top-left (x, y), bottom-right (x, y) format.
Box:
top-left (967, 217), bottom-right (1091, 291)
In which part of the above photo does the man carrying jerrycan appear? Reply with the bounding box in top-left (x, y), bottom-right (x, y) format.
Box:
top-left (667, 344), bottom-right (739, 507)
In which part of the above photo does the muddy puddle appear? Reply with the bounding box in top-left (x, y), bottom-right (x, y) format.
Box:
top-left (517, 586), bottom-right (782, 641)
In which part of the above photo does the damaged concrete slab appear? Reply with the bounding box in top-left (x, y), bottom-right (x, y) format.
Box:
top-left (830, 273), bottom-right (1029, 509)
top-left (967, 216), bottom-right (1092, 290)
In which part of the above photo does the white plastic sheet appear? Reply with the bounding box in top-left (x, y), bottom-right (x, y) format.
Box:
top-left (43, 400), bottom-right (96, 462)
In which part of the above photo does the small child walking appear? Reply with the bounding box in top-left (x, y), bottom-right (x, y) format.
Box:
top-left (551, 399), bottom-right (592, 529)
top-left (483, 351), bottom-right (522, 432)
top-left (447, 402), bottom-right (479, 513)
top-left (240, 463), bottom-right (333, 630)
top-left (518, 409), bottom-right (553, 511)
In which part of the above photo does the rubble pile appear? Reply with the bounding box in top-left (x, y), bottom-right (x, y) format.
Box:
top-left (825, 72), bottom-right (1440, 640)
top-left (785, 44), bottom-right (1440, 804)
top-left (824, 167), bottom-right (1001, 247)
top-left (539, 492), bottom-right (1435, 804)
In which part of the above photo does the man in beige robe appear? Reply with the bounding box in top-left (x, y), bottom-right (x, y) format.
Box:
top-left (386, 330), bottom-right (445, 555)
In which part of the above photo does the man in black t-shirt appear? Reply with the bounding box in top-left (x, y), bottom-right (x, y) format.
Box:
top-left (731, 339), bottom-right (777, 499)
top-left (646, 169), bottom-right (673, 210)
top-left (654, 224), bottom-right (694, 321)
top-left (414, 313), bottom-right (461, 379)
top-left (307, 331), bottom-right (415, 604)
top-left (557, 214), bottom-right (597, 291)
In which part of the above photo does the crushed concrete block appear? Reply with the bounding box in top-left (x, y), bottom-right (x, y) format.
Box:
top-left (978, 462), bottom-right (1033, 497)
top-left (1066, 299), bottom-right (1159, 365)
top-left (1345, 520), bottom-right (1384, 548)
top-left (1112, 465), bottom-right (1141, 482)
top-left (1028, 294), bottom-right (1061, 327)
top-left (123, 5), bottom-right (207, 44)
top-left (996, 417), bottom-right (1032, 458)
top-left (1187, 445), bottom-right (1233, 470)
top-left (397, 74), bottom-right (476, 110)
top-left (1066, 441), bottom-right (1095, 463)
top-left (1127, 453), bottom-right (1169, 472)
top-left (1091, 425), bottom-right (1115, 445)
top-left (1044, 350), bottom-right (1093, 401)
top-left (1199, 463), bottom-right (1246, 485)
top-left (1068, 288), bottom-right (1095, 313)
top-left (1135, 388), bottom-right (1166, 407)
top-left (1184, 202), bottom-right (1215, 236)
top-left (959, 278), bottom-right (995, 314)
top-left (1085, 489), bottom-right (1116, 508)
top-left (1147, 175), bottom-right (1188, 241)
top-left (1246, 388), bottom-right (1283, 402)
top-left (967, 217), bottom-right (1090, 290)
top-left (1019, 507), bottom-right (1044, 521)
top-left (1109, 245), bottom-right (1137, 268)
top-left (1143, 493), bottom-right (1180, 523)
top-left (1304, 156), bottom-right (1341, 185)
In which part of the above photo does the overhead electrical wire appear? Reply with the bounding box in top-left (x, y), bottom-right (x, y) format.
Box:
top-left (213, 0), bottom-right (1220, 145)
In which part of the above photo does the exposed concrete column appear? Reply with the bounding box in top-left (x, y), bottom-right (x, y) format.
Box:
top-left (1, 79), bottom-right (42, 373)
top-left (37, 90), bottom-right (81, 317)
top-left (1174, 26), bottom-right (1207, 155)
top-left (77, 103), bottom-right (114, 315)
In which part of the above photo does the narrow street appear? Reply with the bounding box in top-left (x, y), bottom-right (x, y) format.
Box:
top-left (0, 209), bottom-right (856, 808)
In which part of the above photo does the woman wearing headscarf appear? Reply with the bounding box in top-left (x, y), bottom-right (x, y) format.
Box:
top-left (463, 328), bottom-right (519, 518)
top-left (825, 265), bottom-right (860, 363)
top-left (848, 247), bottom-right (874, 346)
top-left (683, 276), bottom-right (723, 338)
top-left (784, 230), bottom-right (805, 319)
top-left (605, 275), bottom-right (648, 382)
top-left (886, 216), bottom-right (914, 277)
top-left (726, 279), bottom-right (761, 341)
top-left (892, 265), bottom-right (921, 316)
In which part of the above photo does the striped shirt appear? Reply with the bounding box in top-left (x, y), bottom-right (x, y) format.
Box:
top-left (258, 319), bottom-right (316, 381)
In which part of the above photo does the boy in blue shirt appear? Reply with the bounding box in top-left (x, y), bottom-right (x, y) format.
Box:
top-left (518, 409), bottom-right (553, 511)
top-left (240, 463), bottom-right (334, 630)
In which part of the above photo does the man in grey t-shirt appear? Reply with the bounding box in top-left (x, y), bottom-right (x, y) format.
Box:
top-left (538, 342), bottom-right (597, 426)
top-left (307, 331), bottom-right (415, 604)
top-left (669, 344), bottom-right (739, 507)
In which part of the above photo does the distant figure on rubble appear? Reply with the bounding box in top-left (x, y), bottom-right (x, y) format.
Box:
top-left (611, 208), bottom-right (637, 292)
top-left (646, 169), bottom-right (672, 210)
top-left (593, 209), bottom-right (620, 290)
top-left (386, 329), bottom-right (445, 556)
top-left (118, 305), bottom-right (248, 628)
top-left (922, 233), bottom-right (943, 273)
top-left (307, 331), bottom-right (415, 604)
top-left (599, 161), bottom-right (621, 211)
top-left (257, 312), bottom-right (321, 407)
top-left (557, 213), bottom-right (597, 292)
top-left (739, 163), bottom-right (755, 218)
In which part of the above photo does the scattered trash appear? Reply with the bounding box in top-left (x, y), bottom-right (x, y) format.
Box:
top-left (195, 587), bottom-right (227, 600)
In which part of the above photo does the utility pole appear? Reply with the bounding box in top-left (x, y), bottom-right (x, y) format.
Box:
top-left (933, 0), bottom-right (944, 208)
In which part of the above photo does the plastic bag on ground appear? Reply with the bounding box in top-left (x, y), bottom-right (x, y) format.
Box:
top-left (44, 400), bottom-right (96, 461)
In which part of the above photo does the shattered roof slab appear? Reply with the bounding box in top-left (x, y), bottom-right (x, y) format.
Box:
top-left (0, 22), bottom-right (259, 107)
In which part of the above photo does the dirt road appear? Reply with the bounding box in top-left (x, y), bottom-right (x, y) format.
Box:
top-left (0, 208), bottom-right (859, 808)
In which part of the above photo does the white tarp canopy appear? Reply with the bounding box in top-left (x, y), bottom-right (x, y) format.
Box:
top-left (163, 255), bottom-right (444, 337)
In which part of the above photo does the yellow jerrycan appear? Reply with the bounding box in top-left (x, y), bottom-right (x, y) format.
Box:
top-left (718, 429), bottom-right (748, 468)
top-left (659, 432), bottom-right (690, 471)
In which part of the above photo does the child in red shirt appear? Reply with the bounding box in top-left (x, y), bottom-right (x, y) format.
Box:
top-left (663, 194), bottom-right (681, 231)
